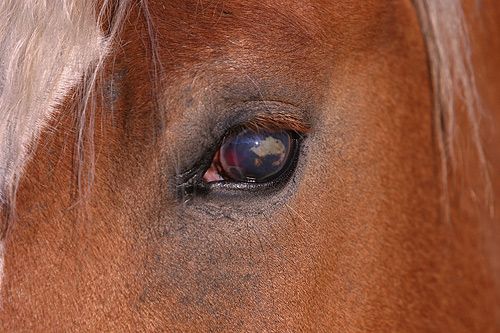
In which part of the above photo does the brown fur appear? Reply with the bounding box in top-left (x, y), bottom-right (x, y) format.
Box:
top-left (1, 0), bottom-right (499, 331)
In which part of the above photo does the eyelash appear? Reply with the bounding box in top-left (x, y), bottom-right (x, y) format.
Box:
top-left (175, 125), bottom-right (305, 201)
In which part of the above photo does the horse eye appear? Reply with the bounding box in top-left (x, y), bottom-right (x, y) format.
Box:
top-left (203, 129), bottom-right (296, 183)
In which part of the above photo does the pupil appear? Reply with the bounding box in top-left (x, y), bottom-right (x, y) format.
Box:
top-left (219, 129), bottom-right (293, 182)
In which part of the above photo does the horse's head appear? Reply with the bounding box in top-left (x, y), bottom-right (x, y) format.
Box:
top-left (1, 0), bottom-right (499, 331)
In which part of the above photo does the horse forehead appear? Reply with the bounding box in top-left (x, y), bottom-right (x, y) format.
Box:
top-left (134, 0), bottom-right (408, 96)
top-left (148, 0), bottom-right (400, 53)
top-left (115, 0), bottom-right (417, 127)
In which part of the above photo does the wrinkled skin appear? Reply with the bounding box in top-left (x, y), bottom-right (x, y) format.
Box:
top-left (1, 0), bottom-right (499, 331)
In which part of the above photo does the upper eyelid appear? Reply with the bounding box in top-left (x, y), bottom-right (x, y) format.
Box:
top-left (181, 102), bottom-right (310, 170)
top-left (242, 112), bottom-right (311, 134)
top-left (172, 100), bottom-right (311, 185)
top-left (209, 100), bottom-right (311, 136)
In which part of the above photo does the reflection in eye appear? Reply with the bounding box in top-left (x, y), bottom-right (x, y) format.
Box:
top-left (203, 129), bottom-right (296, 183)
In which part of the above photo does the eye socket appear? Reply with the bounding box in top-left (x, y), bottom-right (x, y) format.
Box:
top-left (203, 129), bottom-right (298, 184)
top-left (175, 106), bottom-right (310, 200)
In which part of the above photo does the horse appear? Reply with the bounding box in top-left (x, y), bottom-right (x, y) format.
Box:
top-left (0, 0), bottom-right (499, 331)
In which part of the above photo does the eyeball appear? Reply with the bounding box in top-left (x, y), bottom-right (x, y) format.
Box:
top-left (203, 129), bottom-right (296, 183)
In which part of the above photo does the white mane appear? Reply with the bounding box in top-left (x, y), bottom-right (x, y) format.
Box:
top-left (414, 0), bottom-right (492, 220)
top-left (0, 0), bottom-right (107, 208)
top-left (0, 0), bottom-right (121, 297)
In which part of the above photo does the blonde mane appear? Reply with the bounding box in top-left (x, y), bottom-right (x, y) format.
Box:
top-left (0, 1), bottom-right (105, 211)
top-left (414, 0), bottom-right (492, 221)
top-left (0, 0), bottom-right (130, 294)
